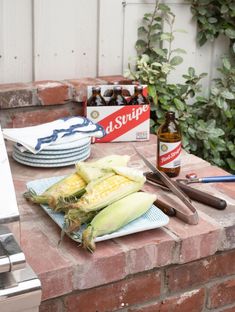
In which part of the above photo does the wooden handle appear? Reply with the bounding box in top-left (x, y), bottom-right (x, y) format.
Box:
top-left (145, 172), bottom-right (227, 210)
top-left (154, 198), bottom-right (176, 216)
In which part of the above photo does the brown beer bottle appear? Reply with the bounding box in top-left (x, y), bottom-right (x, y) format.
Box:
top-left (107, 86), bottom-right (127, 106)
top-left (87, 86), bottom-right (106, 106)
top-left (129, 85), bottom-right (148, 105)
top-left (157, 111), bottom-right (181, 177)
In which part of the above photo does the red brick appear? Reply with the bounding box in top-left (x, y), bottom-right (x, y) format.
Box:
top-left (129, 288), bottom-right (205, 312)
top-left (165, 214), bottom-right (222, 263)
top-left (208, 278), bottom-right (235, 309)
top-left (33, 80), bottom-right (72, 105)
top-left (166, 249), bottom-right (235, 292)
top-left (67, 77), bottom-right (106, 102)
top-left (9, 104), bottom-right (82, 128)
top-left (114, 228), bottom-right (175, 274)
top-left (39, 298), bottom-right (64, 312)
top-left (218, 306), bottom-right (235, 312)
top-left (60, 238), bottom-right (127, 290)
top-left (0, 83), bottom-right (36, 109)
top-left (98, 75), bottom-right (133, 84)
top-left (20, 221), bottom-right (73, 300)
top-left (128, 302), bottom-right (162, 312)
top-left (64, 271), bottom-right (161, 312)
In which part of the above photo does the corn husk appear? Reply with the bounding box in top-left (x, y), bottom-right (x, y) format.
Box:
top-left (82, 192), bottom-right (157, 252)
top-left (58, 169), bottom-right (145, 213)
top-left (24, 172), bottom-right (86, 210)
top-left (75, 155), bottom-right (130, 183)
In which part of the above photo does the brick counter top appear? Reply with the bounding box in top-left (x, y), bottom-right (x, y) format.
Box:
top-left (7, 134), bottom-right (235, 312)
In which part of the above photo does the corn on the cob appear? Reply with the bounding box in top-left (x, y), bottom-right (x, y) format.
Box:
top-left (23, 172), bottom-right (86, 210)
top-left (63, 209), bottom-right (97, 233)
top-left (59, 172), bottom-right (145, 213)
top-left (76, 155), bottom-right (130, 183)
top-left (82, 192), bottom-right (157, 252)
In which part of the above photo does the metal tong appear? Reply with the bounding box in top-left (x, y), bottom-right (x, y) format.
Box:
top-left (133, 146), bottom-right (199, 225)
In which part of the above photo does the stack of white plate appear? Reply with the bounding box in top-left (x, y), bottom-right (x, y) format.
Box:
top-left (12, 137), bottom-right (91, 168)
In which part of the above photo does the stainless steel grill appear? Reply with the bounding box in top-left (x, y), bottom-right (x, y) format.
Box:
top-left (0, 126), bottom-right (41, 312)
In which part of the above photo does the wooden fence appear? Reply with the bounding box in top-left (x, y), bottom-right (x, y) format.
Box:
top-left (0, 0), bottom-right (229, 93)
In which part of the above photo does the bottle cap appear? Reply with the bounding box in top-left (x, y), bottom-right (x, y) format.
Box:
top-left (135, 85), bottom-right (143, 91)
top-left (92, 86), bottom-right (101, 92)
top-left (113, 85), bottom-right (122, 91)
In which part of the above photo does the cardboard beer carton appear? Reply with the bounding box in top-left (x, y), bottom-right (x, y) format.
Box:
top-left (85, 85), bottom-right (150, 142)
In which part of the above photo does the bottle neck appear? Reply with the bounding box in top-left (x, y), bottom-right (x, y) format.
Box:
top-left (165, 112), bottom-right (175, 122)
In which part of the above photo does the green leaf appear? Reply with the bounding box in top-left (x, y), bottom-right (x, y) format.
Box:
top-left (152, 47), bottom-right (167, 57)
top-left (172, 48), bottom-right (187, 54)
top-left (159, 4), bottom-right (170, 12)
top-left (225, 28), bottom-right (235, 39)
top-left (147, 85), bottom-right (157, 105)
top-left (170, 56), bottom-right (183, 66)
top-left (199, 73), bottom-right (208, 78)
top-left (138, 26), bottom-right (148, 36)
top-left (211, 87), bottom-right (219, 96)
top-left (150, 33), bottom-right (160, 42)
top-left (227, 158), bottom-right (235, 170)
top-left (221, 90), bottom-right (234, 100)
top-left (208, 128), bottom-right (225, 138)
top-left (216, 97), bottom-right (227, 109)
top-left (173, 98), bottom-right (185, 111)
top-left (227, 142), bottom-right (234, 152)
top-left (198, 7), bottom-right (207, 15)
top-left (160, 33), bottom-right (173, 41)
top-left (188, 127), bottom-right (196, 138)
top-left (221, 4), bottom-right (228, 13)
top-left (151, 61), bottom-right (162, 67)
top-left (229, 3), bottom-right (235, 10)
top-left (188, 67), bottom-right (195, 76)
top-left (150, 23), bottom-right (162, 31)
top-left (135, 39), bottom-right (147, 51)
top-left (222, 58), bottom-right (231, 70)
top-left (208, 17), bottom-right (217, 24)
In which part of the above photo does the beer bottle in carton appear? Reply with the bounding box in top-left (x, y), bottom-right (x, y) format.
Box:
top-left (87, 86), bottom-right (106, 106)
top-left (157, 111), bottom-right (181, 177)
top-left (129, 85), bottom-right (148, 105)
top-left (107, 86), bottom-right (127, 106)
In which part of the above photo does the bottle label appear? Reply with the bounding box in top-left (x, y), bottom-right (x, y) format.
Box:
top-left (159, 141), bottom-right (181, 168)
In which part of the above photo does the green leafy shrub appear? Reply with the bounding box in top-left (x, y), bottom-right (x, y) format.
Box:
top-left (187, 0), bottom-right (235, 52)
top-left (125, 0), bottom-right (235, 173)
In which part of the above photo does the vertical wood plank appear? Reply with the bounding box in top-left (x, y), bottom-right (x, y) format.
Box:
top-left (98, 0), bottom-right (124, 76)
top-left (123, 2), bottom-right (155, 75)
top-left (34, 0), bottom-right (98, 81)
top-left (0, 0), bottom-right (33, 83)
top-left (211, 35), bottom-right (230, 80)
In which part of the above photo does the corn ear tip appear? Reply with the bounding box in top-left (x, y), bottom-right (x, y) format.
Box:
top-left (23, 188), bottom-right (37, 200)
top-left (82, 226), bottom-right (96, 253)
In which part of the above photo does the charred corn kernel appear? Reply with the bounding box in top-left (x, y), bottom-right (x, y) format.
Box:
top-left (61, 173), bottom-right (145, 213)
top-left (23, 172), bottom-right (86, 210)
top-left (82, 192), bottom-right (157, 252)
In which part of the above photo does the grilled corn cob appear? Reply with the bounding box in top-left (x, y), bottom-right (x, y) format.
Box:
top-left (24, 172), bottom-right (86, 210)
top-left (82, 192), bottom-right (157, 252)
top-left (59, 170), bottom-right (145, 213)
